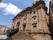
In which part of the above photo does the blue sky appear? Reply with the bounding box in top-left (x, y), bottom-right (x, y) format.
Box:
top-left (0, 0), bottom-right (49, 27)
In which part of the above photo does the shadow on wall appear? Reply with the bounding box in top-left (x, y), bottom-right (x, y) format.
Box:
top-left (49, 1), bottom-right (53, 40)
top-left (49, 22), bottom-right (53, 40)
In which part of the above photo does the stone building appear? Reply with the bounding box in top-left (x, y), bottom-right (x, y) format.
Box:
top-left (0, 25), bottom-right (10, 34)
top-left (49, 0), bottom-right (53, 39)
top-left (50, 0), bottom-right (53, 25)
top-left (11, 0), bottom-right (52, 40)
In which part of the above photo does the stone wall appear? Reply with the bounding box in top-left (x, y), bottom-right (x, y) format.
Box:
top-left (11, 0), bottom-right (52, 40)
top-left (0, 25), bottom-right (10, 34)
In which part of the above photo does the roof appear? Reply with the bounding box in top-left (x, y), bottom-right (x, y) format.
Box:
top-left (13, 1), bottom-right (47, 20)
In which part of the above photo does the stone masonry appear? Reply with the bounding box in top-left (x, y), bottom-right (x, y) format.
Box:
top-left (0, 25), bottom-right (10, 34)
top-left (11, 0), bottom-right (53, 40)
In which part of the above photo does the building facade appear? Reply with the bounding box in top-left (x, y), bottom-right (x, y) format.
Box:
top-left (50, 0), bottom-right (53, 25)
top-left (11, 0), bottom-right (52, 40)
top-left (49, 0), bottom-right (53, 39)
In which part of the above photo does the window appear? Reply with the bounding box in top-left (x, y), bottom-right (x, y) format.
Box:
top-left (23, 23), bottom-right (26, 31)
top-left (34, 11), bottom-right (35, 13)
top-left (33, 25), bottom-right (36, 27)
top-left (17, 22), bottom-right (20, 27)
top-left (32, 23), bottom-right (37, 28)
top-left (32, 16), bottom-right (36, 20)
top-left (33, 11), bottom-right (36, 14)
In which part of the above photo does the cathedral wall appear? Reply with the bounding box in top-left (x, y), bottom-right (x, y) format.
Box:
top-left (30, 34), bottom-right (51, 40)
top-left (12, 4), bottom-right (50, 33)
top-left (11, 0), bottom-right (52, 40)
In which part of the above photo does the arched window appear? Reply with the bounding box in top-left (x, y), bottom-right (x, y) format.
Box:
top-left (32, 16), bottom-right (37, 20)
top-left (33, 11), bottom-right (36, 14)
top-left (23, 23), bottom-right (26, 31)
top-left (32, 23), bottom-right (37, 28)
top-left (17, 22), bottom-right (20, 27)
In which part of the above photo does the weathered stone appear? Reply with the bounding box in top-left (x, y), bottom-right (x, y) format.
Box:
top-left (11, 0), bottom-right (52, 40)
top-left (11, 32), bottom-right (35, 40)
top-left (0, 25), bottom-right (10, 34)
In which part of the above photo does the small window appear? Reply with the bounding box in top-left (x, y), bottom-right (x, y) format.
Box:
top-left (33, 11), bottom-right (36, 14)
top-left (32, 23), bottom-right (37, 28)
top-left (23, 23), bottom-right (26, 28)
top-left (33, 25), bottom-right (36, 27)
top-left (32, 16), bottom-right (36, 20)
top-left (17, 22), bottom-right (20, 27)
top-left (23, 23), bottom-right (26, 31)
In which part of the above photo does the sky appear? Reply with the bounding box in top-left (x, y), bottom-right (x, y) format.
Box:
top-left (0, 0), bottom-right (50, 27)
